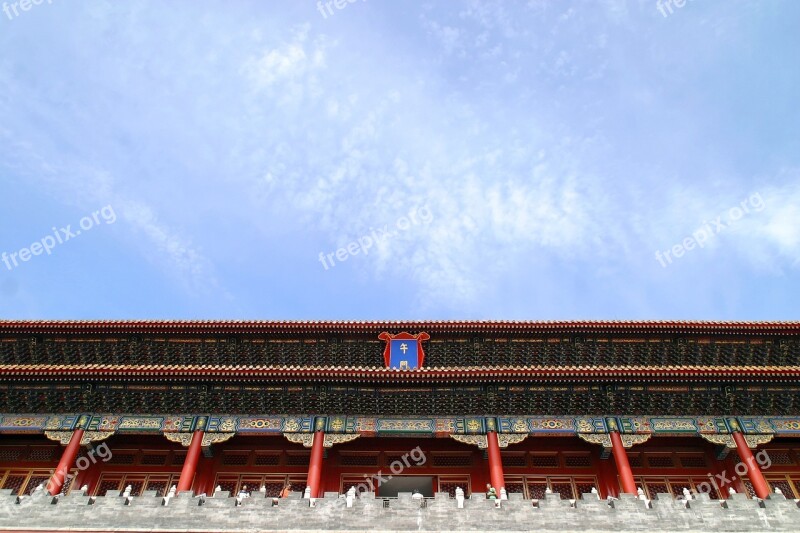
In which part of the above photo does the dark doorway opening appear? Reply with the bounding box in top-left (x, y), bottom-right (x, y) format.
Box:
top-left (378, 476), bottom-right (434, 497)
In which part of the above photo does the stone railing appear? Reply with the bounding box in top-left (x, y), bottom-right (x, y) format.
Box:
top-left (1, 488), bottom-right (799, 531)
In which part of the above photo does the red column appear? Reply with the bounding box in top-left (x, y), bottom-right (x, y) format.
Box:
top-left (176, 430), bottom-right (204, 493)
top-left (486, 431), bottom-right (505, 493)
top-left (48, 429), bottom-right (85, 495)
top-left (306, 430), bottom-right (325, 497)
top-left (610, 431), bottom-right (637, 495)
top-left (732, 431), bottom-right (770, 498)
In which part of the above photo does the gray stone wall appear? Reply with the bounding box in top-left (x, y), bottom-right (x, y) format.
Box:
top-left (1, 487), bottom-right (799, 532)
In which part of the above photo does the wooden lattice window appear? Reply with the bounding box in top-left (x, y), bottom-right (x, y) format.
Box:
top-left (438, 476), bottom-right (471, 497)
top-left (527, 480), bottom-right (548, 499)
top-left (574, 479), bottom-right (596, 497)
top-left (27, 447), bottom-right (56, 462)
top-left (531, 454), bottom-right (559, 468)
top-left (0, 448), bottom-right (22, 461)
top-left (95, 475), bottom-right (123, 496)
top-left (0, 473), bottom-right (27, 495)
top-left (564, 454), bottom-right (592, 467)
top-left (214, 475), bottom-right (238, 496)
top-left (642, 480), bottom-right (668, 499)
top-left (646, 455), bottom-right (674, 468)
top-left (222, 453), bottom-right (250, 466)
top-left (144, 476), bottom-right (171, 496)
top-left (500, 454), bottom-right (526, 468)
top-left (764, 450), bottom-right (794, 465)
top-left (254, 454), bottom-right (281, 466)
top-left (140, 453), bottom-right (167, 466)
top-left (666, 479), bottom-right (692, 496)
top-left (550, 480), bottom-right (574, 500)
top-left (340, 454), bottom-right (379, 467)
top-left (286, 453), bottom-right (310, 466)
top-left (678, 455), bottom-right (707, 468)
top-left (107, 452), bottom-right (136, 465)
top-left (171, 452), bottom-right (186, 465)
top-left (432, 454), bottom-right (472, 468)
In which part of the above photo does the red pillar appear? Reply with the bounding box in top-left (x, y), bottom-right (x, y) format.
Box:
top-left (486, 431), bottom-right (505, 492)
top-left (176, 430), bottom-right (204, 493)
top-left (609, 431), bottom-right (637, 495)
top-left (732, 431), bottom-right (770, 498)
top-left (48, 429), bottom-right (85, 495)
top-left (306, 430), bottom-right (325, 497)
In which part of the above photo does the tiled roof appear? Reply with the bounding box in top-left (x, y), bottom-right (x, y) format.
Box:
top-left (1, 319), bottom-right (800, 335)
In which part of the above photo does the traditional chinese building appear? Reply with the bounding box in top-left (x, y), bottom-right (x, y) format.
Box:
top-left (1, 320), bottom-right (799, 531)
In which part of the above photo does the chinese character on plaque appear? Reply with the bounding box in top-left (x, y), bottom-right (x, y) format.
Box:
top-left (378, 331), bottom-right (430, 370)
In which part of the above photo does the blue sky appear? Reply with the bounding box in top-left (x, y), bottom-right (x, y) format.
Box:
top-left (0, 0), bottom-right (798, 320)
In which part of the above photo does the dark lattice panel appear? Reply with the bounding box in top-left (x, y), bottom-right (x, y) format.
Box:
top-left (222, 453), bottom-right (249, 466)
top-left (504, 481), bottom-right (525, 495)
top-left (215, 478), bottom-right (238, 496)
top-left (551, 482), bottom-right (574, 500)
top-left (647, 456), bottom-right (675, 468)
top-left (695, 478), bottom-right (720, 499)
top-left (628, 454), bottom-right (643, 468)
top-left (286, 454), bottom-right (310, 466)
top-left (125, 479), bottom-right (145, 496)
top-left (1, 381), bottom-right (800, 416)
top-left (769, 479), bottom-right (796, 498)
top-left (107, 453), bottom-right (136, 465)
top-left (140, 454), bottom-right (167, 466)
top-left (527, 482), bottom-right (548, 499)
top-left (668, 480), bottom-right (692, 496)
top-left (97, 478), bottom-right (122, 496)
top-left (171, 452), bottom-right (186, 465)
top-left (575, 481), bottom-right (596, 497)
top-left (679, 456), bottom-right (707, 468)
top-left (25, 475), bottom-right (50, 494)
top-left (26, 447), bottom-right (56, 461)
top-left (3, 336), bottom-right (799, 369)
top-left (339, 454), bottom-right (378, 467)
top-left (432, 455), bottom-right (472, 468)
top-left (423, 339), bottom-right (800, 368)
top-left (643, 481), bottom-right (668, 498)
top-left (564, 455), bottom-right (592, 467)
top-left (254, 454), bottom-right (281, 466)
top-left (290, 480), bottom-right (308, 495)
top-left (0, 474), bottom-right (26, 495)
top-left (0, 337), bottom-right (385, 368)
top-left (743, 480), bottom-right (756, 498)
top-left (531, 455), bottom-right (559, 468)
top-left (0, 449), bottom-right (21, 461)
top-left (764, 450), bottom-right (794, 465)
top-left (263, 481), bottom-right (283, 498)
top-left (440, 481), bottom-right (467, 497)
top-left (145, 478), bottom-right (169, 496)
top-left (793, 478), bottom-right (800, 498)
top-left (385, 454), bottom-right (416, 467)
top-left (500, 455), bottom-right (526, 468)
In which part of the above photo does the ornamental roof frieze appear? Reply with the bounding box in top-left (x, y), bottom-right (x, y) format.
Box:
top-left (1, 414), bottom-right (799, 439)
